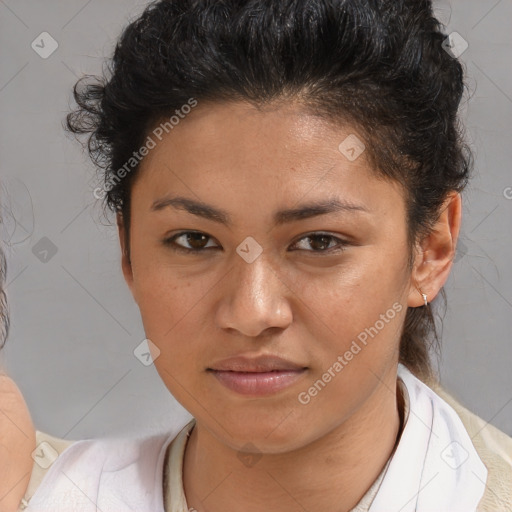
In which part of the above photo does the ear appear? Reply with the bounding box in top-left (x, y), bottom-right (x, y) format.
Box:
top-left (407, 191), bottom-right (462, 307)
top-left (117, 212), bottom-right (136, 300)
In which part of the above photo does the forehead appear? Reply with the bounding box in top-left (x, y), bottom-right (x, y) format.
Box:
top-left (131, 100), bottom-right (405, 221)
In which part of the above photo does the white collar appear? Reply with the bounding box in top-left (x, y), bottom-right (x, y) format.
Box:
top-left (368, 364), bottom-right (487, 511)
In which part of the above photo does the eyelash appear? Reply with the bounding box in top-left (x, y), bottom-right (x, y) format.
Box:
top-left (163, 231), bottom-right (349, 255)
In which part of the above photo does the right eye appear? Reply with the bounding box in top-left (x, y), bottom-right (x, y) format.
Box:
top-left (163, 231), bottom-right (220, 254)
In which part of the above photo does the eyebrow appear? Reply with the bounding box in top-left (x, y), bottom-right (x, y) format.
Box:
top-left (151, 195), bottom-right (370, 227)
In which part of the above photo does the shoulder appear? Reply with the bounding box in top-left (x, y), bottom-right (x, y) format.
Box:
top-left (428, 381), bottom-right (512, 512)
top-left (0, 374), bottom-right (36, 512)
top-left (22, 427), bottom-right (181, 512)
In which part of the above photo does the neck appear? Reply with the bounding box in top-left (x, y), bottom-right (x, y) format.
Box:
top-left (183, 370), bottom-right (403, 512)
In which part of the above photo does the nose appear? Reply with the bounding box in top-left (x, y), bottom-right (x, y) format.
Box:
top-left (215, 252), bottom-right (293, 338)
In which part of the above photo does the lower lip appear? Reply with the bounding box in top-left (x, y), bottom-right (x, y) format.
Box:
top-left (209, 369), bottom-right (306, 396)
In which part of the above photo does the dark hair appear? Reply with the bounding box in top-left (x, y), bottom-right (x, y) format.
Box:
top-left (66, 0), bottom-right (471, 382)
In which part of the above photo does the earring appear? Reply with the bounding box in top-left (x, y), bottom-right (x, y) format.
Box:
top-left (420, 291), bottom-right (428, 307)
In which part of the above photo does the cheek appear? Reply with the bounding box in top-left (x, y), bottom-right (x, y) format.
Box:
top-left (289, 248), bottom-right (408, 345)
top-left (291, 264), bottom-right (407, 430)
top-left (131, 261), bottom-right (223, 378)
top-left (134, 269), bottom-right (203, 336)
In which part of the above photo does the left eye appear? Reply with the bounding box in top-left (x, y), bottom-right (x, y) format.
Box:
top-left (163, 231), bottom-right (348, 254)
top-left (291, 233), bottom-right (347, 253)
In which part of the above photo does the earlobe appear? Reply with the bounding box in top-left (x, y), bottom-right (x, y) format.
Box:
top-left (407, 192), bottom-right (462, 308)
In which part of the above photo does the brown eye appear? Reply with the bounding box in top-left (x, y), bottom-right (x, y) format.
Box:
top-left (291, 233), bottom-right (348, 254)
top-left (163, 231), bottom-right (219, 253)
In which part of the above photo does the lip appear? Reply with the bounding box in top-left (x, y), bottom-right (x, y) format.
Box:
top-left (208, 355), bottom-right (306, 372)
top-left (207, 355), bottom-right (307, 396)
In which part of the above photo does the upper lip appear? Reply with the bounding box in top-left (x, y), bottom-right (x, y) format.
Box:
top-left (208, 355), bottom-right (307, 372)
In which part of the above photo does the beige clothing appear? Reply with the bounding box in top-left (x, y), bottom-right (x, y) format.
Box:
top-left (430, 384), bottom-right (512, 511)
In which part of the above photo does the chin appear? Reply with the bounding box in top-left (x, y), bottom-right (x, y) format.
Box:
top-left (201, 400), bottom-right (323, 454)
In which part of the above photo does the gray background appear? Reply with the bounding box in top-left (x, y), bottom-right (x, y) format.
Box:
top-left (0, 0), bottom-right (510, 440)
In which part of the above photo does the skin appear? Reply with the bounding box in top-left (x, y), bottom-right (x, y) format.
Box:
top-left (118, 100), bottom-right (461, 511)
top-left (0, 374), bottom-right (36, 512)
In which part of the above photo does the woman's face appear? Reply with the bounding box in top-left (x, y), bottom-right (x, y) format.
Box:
top-left (120, 100), bottom-right (418, 453)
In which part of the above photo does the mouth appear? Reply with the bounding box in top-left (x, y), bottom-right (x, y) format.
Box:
top-left (207, 355), bottom-right (308, 396)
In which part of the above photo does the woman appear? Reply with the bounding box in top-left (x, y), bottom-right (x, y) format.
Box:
top-left (0, 228), bottom-right (36, 512)
top-left (17, 0), bottom-right (512, 510)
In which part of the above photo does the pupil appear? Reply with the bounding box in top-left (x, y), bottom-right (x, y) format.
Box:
top-left (312, 235), bottom-right (329, 251)
top-left (189, 233), bottom-right (207, 249)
